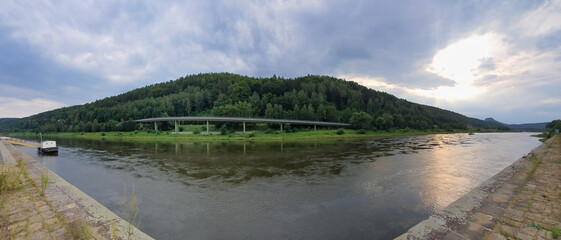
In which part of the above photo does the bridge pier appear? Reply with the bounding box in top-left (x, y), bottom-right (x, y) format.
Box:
top-left (175, 121), bottom-right (178, 133)
top-left (154, 122), bottom-right (157, 131)
top-left (243, 121), bottom-right (246, 134)
top-left (206, 121), bottom-right (209, 134)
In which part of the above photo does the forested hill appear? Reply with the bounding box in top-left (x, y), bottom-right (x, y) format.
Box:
top-left (1, 73), bottom-right (499, 132)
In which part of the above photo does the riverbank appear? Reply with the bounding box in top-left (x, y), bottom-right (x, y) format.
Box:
top-left (397, 134), bottom-right (561, 239)
top-left (0, 140), bottom-right (154, 239)
top-left (5, 128), bottom-right (507, 142)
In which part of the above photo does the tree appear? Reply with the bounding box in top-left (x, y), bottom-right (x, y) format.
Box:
top-left (380, 113), bottom-right (394, 130)
top-left (349, 112), bottom-right (373, 130)
top-left (497, 126), bottom-right (509, 131)
top-left (545, 119), bottom-right (561, 139)
top-left (211, 102), bottom-right (253, 117)
top-left (92, 119), bottom-right (100, 132)
top-left (375, 117), bottom-right (386, 130)
top-left (230, 81), bottom-right (251, 102)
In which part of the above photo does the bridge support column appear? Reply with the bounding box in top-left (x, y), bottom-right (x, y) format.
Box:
top-left (154, 122), bottom-right (157, 131)
top-left (280, 123), bottom-right (283, 132)
top-left (243, 121), bottom-right (246, 134)
top-left (206, 121), bottom-right (209, 134)
top-left (314, 125), bottom-right (317, 131)
top-left (175, 121), bottom-right (178, 133)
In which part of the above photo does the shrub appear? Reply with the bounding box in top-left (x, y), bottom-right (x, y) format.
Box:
top-left (336, 129), bottom-right (345, 135)
top-left (264, 128), bottom-right (276, 134)
top-left (220, 125), bottom-right (228, 135)
top-left (284, 123), bottom-right (292, 133)
top-left (357, 129), bottom-right (366, 134)
top-left (193, 130), bottom-right (200, 135)
top-left (248, 132), bottom-right (256, 138)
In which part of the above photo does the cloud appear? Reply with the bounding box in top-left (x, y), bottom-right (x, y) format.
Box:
top-left (426, 33), bottom-right (506, 85)
top-left (0, 0), bottom-right (560, 123)
top-left (516, 0), bottom-right (561, 37)
top-left (542, 98), bottom-right (561, 105)
top-left (0, 97), bottom-right (66, 118)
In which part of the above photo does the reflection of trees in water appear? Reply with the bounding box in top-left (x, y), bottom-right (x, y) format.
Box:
top-left (54, 135), bottom-right (471, 185)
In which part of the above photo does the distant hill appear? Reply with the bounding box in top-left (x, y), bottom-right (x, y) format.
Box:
top-left (485, 118), bottom-right (547, 132)
top-left (0, 118), bottom-right (19, 129)
top-left (1, 73), bottom-right (499, 133)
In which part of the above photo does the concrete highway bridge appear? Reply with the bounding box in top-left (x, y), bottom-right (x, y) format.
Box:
top-left (135, 116), bottom-right (352, 134)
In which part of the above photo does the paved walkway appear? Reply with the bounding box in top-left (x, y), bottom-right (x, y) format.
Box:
top-left (0, 140), bottom-right (154, 239)
top-left (488, 135), bottom-right (561, 240)
top-left (1, 156), bottom-right (67, 239)
top-left (398, 135), bottom-right (561, 240)
top-left (0, 139), bottom-right (16, 165)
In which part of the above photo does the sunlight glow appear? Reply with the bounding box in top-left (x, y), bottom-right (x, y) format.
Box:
top-left (427, 33), bottom-right (502, 84)
top-left (413, 84), bottom-right (482, 100)
top-left (418, 33), bottom-right (506, 100)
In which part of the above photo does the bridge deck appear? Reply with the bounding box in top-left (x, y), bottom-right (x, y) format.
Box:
top-left (1, 137), bottom-right (40, 148)
top-left (136, 116), bottom-right (352, 134)
top-left (136, 116), bottom-right (352, 127)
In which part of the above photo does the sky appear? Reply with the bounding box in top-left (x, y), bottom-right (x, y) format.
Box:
top-left (0, 0), bottom-right (560, 124)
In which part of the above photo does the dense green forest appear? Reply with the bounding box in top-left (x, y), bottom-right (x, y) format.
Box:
top-left (542, 120), bottom-right (561, 139)
top-left (0, 73), bottom-right (500, 133)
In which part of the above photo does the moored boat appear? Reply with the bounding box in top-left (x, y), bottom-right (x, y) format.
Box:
top-left (38, 141), bottom-right (58, 154)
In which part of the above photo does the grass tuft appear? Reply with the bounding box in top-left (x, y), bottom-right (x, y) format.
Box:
top-left (122, 182), bottom-right (141, 240)
top-left (531, 222), bottom-right (560, 239)
top-left (528, 156), bottom-right (542, 179)
top-left (0, 165), bottom-right (23, 195)
top-left (40, 169), bottom-right (49, 195)
top-left (547, 227), bottom-right (561, 239)
top-left (110, 220), bottom-right (118, 240)
top-left (531, 221), bottom-right (544, 230)
top-left (66, 220), bottom-right (91, 240)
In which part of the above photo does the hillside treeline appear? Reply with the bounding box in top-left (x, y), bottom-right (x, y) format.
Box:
top-left (1, 73), bottom-right (496, 132)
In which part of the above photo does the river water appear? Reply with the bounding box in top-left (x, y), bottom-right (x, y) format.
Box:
top-left (18, 132), bottom-right (540, 239)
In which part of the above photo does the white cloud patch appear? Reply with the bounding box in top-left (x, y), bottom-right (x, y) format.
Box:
top-left (516, 0), bottom-right (561, 37)
top-left (0, 97), bottom-right (66, 118)
top-left (340, 75), bottom-right (400, 91)
top-left (542, 98), bottom-right (561, 105)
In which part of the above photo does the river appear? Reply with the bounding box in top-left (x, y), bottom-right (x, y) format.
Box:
top-left (17, 132), bottom-right (540, 239)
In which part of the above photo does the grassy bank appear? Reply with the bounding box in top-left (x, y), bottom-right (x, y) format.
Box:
top-left (3, 128), bottom-right (499, 142)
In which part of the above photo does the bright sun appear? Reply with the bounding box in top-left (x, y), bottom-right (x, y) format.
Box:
top-left (423, 33), bottom-right (503, 100)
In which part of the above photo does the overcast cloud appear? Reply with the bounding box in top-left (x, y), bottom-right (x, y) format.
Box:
top-left (0, 0), bottom-right (559, 123)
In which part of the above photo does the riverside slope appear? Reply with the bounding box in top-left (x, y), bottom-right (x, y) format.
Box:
top-left (0, 140), bottom-right (154, 239)
top-left (397, 135), bottom-right (561, 239)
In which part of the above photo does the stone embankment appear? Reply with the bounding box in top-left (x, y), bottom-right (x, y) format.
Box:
top-left (0, 140), bottom-right (154, 240)
top-left (397, 135), bottom-right (561, 240)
